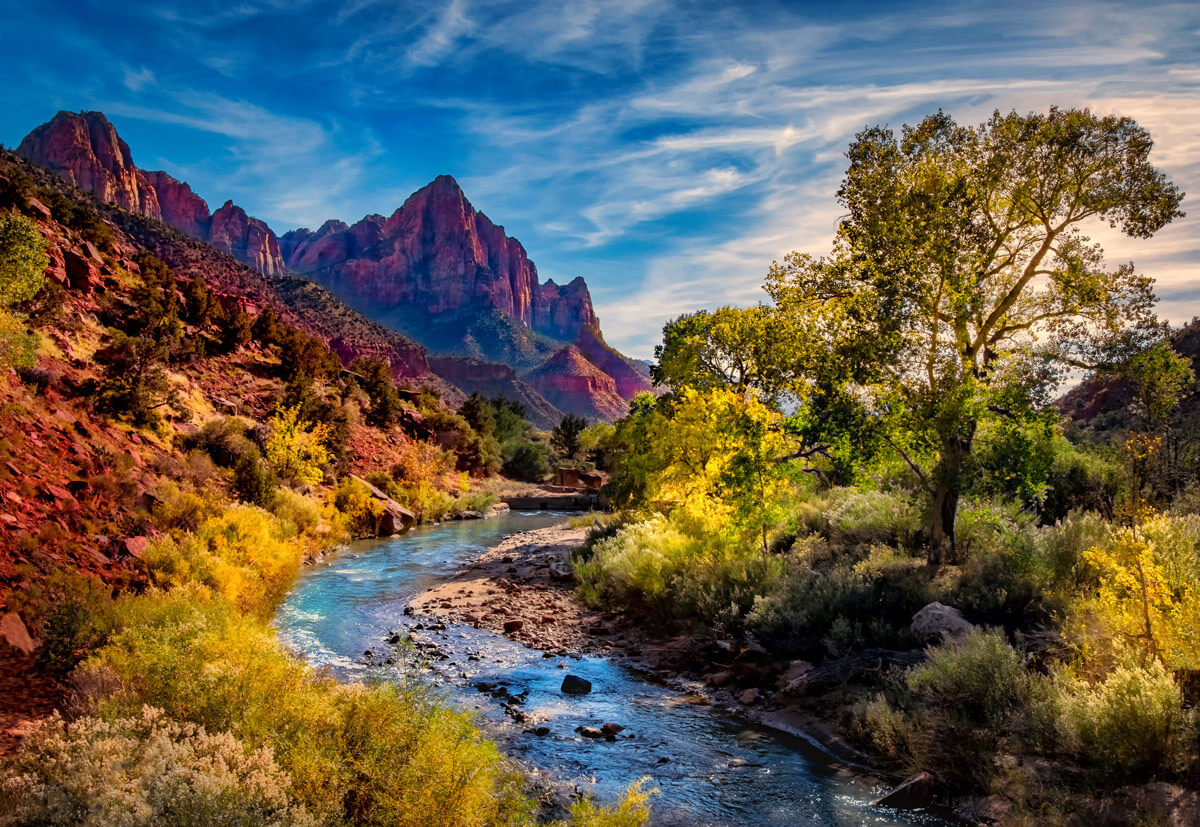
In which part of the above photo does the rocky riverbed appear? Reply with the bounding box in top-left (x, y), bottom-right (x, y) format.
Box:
top-left (407, 524), bottom-right (881, 769)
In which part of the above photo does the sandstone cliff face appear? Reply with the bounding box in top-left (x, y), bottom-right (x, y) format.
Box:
top-left (283, 176), bottom-right (598, 343)
top-left (18, 111), bottom-right (162, 219)
top-left (526, 346), bottom-right (630, 421)
top-left (142, 170), bottom-right (211, 239)
top-left (210, 201), bottom-right (283, 276)
top-left (573, 327), bottom-right (654, 399)
top-left (19, 111), bottom-right (283, 276)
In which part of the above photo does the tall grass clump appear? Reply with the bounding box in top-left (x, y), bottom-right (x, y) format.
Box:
top-left (139, 505), bottom-right (308, 619)
top-left (1053, 657), bottom-right (1195, 776)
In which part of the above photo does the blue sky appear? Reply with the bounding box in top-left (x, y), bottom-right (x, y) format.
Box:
top-left (2, 0), bottom-right (1198, 359)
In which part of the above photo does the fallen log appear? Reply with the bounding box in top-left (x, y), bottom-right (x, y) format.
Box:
top-left (786, 648), bottom-right (925, 695)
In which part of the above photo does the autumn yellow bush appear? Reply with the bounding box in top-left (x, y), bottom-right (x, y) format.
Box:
top-left (265, 405), bottom-right (330, 486)
top-left (391, 437), bottom-right (457, 486)
top-left (73, 591), bottom-right (532, 825)
top-left (140, 505), bottom-right (306, 619)
top-left (329, 476), bottom-right (385, 537)
top-left (1068, 511), bottom-right (1200, 671)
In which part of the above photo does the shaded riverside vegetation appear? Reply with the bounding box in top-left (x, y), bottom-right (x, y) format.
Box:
top-left (0, 153), bottom-right (647, 824)
top-left (577, 108), bottom-right (1200, 819)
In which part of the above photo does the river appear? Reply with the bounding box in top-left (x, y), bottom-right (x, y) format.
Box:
top-left (275, 511), bottom-right (946, 826)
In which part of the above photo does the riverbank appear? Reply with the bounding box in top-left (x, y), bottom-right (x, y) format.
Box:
top-left (408, 524), bottom-right (881, 772)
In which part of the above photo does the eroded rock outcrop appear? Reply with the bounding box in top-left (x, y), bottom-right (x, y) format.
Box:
top-left (209, 201), bottom-right (283, 276)
top-left (19, 111), bottom-right (283, 275)
top-left (18, 111), bottom-right (161, 218)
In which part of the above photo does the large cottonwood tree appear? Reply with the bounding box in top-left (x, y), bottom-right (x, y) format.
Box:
top-left (768, 108), bottom-right (1184, 562)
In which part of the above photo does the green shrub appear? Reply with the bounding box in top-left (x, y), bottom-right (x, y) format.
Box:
top-left (1039, 445), bottom-right (1121, 524)
top-left (576, 514), bottom-right (784, 632)
top-left (233, 451), bottom-right (276, 508)
top-left (457, 489), bottom-right (497, 513)
top-left (393, 480), bottom-right (457, 523)
top-left (504, 442), bottom-right (550, 482)
top-left (865, 630), bottom-right (1032, 789)
top-left (188, 417), bottom-right (258, 467)
top-left (750, 539), bottom-right (930, 654)
top-left (0, 707), bottom-right (312, 826)
top-left (6, 569), bottom-right (115, 675)
top-left (364, 470), bottom-right (403, 499)
top-left (820, 487), bottom-right (922, 546)
top-left (1054, 659), bottom-right (1194, 776)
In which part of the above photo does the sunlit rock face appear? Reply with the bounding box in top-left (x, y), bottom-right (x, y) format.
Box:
top-left (19, 111), bottom-right (283, 275)
top-left (281, 175), bottom-right (598, 342)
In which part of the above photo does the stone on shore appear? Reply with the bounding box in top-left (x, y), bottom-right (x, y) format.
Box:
top-left (910, 602), bottom-right (973, 645)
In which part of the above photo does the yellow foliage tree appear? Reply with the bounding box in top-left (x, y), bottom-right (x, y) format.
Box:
top-left (647, 387), bottom-right (797, 550)
top-left (265, 406), bottom-right (330, 487)
top-left (1076, 513), bottom-right (1200, 671)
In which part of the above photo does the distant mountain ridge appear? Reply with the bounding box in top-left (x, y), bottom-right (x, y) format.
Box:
top-left (17, 110), bottom-right (652, 422)
top-left (277, 174), bottom-right (652, 416)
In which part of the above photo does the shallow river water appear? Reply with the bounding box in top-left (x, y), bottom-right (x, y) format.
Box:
top-left (275, 511), bottom-right (946, 826)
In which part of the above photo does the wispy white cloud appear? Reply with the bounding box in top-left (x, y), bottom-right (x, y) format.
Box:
top-left (14, 0), bottom-right (1196, 363)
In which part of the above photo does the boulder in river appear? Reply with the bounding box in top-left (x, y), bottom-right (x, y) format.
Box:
top-left (601, 722), bottom-right (625, 736)
top-left (561, 674), bottom-right (592, 694)
top-left (577, 726), bottom-right (604, 739)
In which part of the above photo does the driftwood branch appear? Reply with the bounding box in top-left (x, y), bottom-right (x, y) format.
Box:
top-left (785, 648), bottom-right (926, 695)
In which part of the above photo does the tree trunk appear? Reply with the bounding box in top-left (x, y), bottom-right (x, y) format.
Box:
top-left (929, 484), bottom-right (958, 565)
top-left (928, 426), bottom-right (974, 566)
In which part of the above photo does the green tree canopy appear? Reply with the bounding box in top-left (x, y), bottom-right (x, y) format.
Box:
top-left (767, 107), bottom-right (1184, 561)
top-left (0, 211), bottom-right (48, 369)
top-left (551, 413), bottom-right (587, 463)
top-left (0, 211), bottom-right (47, 307)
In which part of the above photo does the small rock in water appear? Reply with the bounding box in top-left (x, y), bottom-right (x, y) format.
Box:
top-left (533, 726), bottom-right (550, 736)
top-left (577, 726), bottom-right (604, 739)
top-left (600, 722), bottom-right (625, 736)
top-left (728, 758), bottom-right (762, 768)
top-left (387, 633), bottom-right (403, 644)
top-left (655, 756), bottom-right (670, 765)
top-left (561, 675), bottom-right (592, 695)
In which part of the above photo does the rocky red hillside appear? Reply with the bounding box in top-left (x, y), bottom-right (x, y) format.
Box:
top-left (526, 346), bottom-right (629, 420)
top-left (0, 147), bottom-right (496, 603)
top-left (1059, 318), bottom-right (1200, 433)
